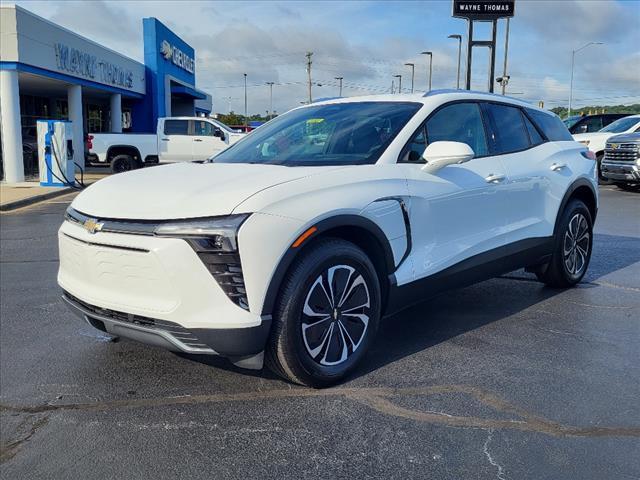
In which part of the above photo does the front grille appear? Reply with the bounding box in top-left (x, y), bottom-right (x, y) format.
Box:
top-left (604, 144), bottom-right (639, 163)
top-left (64, 291), bottom-right (209, 349)
top-left (194, 250), bottom-right (249, 310)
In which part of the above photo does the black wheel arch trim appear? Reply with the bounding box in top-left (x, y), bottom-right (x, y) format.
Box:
top-left (553, 177), bottom-right (598, 235)
top-left (107, 145), bottom-right (143, 162)
top-left (260, 213), bottom-right (399, 317)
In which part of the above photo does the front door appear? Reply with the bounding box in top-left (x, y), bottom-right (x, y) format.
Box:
top-left (191, 120), bottom-right (228, 160)
top-left (398, 101), bottom-right (512, 281)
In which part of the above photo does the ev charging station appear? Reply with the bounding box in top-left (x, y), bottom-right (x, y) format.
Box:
top-left (37, 120), bottom-right (76, 187)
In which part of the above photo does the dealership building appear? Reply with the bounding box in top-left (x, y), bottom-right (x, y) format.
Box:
top-left (0, 4), bottom-right (212, 183)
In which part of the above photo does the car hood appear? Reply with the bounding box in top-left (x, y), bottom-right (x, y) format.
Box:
top-left (71, 162), bottom-right (342, 220)
top-left (572, 132), bottom-right (611, 142)
top-left (605, 132), bottom-right (640, 143)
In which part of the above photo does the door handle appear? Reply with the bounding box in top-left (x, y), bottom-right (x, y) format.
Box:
top-left (550, 162), bottom-right (567, 171)
top-left (194, 139), bottom-right (203, 142)
top-left (161, 138), bottom-right (170, 141)
top-left (485, 173), bottom-right (506, 184)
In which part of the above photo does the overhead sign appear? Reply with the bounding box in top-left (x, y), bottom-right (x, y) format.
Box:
top-left (160, 40), bottom-right (194, 74)
top-left (54, 43), bottom-right (134, 89)
top-left (453, 0), bottom-right (515, 20)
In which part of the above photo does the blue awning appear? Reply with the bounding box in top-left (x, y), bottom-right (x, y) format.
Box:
top-left (170, 84), bottom-right (206, 100)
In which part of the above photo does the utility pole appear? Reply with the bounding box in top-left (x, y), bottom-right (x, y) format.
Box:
top-left (306, 52), bottom-right (313, 104)
top-left (334, 76), bottom-right (343, 97)
top-left (243, 73), bottom-right (248, 128)
top-left (227, 96), bottom-right (232, 114)
top-left (390, 79), bottom-right (395, 94)
top-left (569, 41), bottom-right (603, 118)
top-left (393, 75), bottom-right (402, 94)
top-left (266, 82), bottom-right (274, 120)
top-left (500, 18), bottom-right (511, 95)
top-left (448, 34), bottom-right (462, 89)
top-left (404, 63), bottom-right (415, 93)
top-left (421, 51), bottom-right (433, 91)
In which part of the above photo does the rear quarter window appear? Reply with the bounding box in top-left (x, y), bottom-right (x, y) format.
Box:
top-left (527, 109), bottom-right (573, 141)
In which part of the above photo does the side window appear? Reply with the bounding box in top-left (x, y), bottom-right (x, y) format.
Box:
top-left (527, 109), bottom-right (573, 141)
top-left (485, 103), bottom-right (530, 154)
top-left (582, 117), bottom-right (603, 132)
top-left (425, 102), bottom-right (488, 157)
top-left (400, 126), bottom-right (427, 162)
top-left (163, 120), bottom-right (189, 135)
top-left (194, 121), bottom-right (214, 136)
top-left (522, 112), bottom-right (544, 145)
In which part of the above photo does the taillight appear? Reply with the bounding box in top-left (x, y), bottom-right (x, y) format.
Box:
top-left (581, 150), bottom-right (596, 160)
top-left (87, 135), bottom-right (93, 149)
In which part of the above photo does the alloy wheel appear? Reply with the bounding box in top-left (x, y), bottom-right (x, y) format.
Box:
top-left (563, 213), bottom-right (590, 276)
top-left (301, 265), bottom-right (371, 366)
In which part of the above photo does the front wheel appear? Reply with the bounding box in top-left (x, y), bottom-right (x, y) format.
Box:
top-left (266, 238), bottom-right (381, 388)
top-left (536, 199), bottom-right (593, 288)
top-left (615, 182), bottom-right (640, 193)
top-left (596, 154), bottom-right (613, 185)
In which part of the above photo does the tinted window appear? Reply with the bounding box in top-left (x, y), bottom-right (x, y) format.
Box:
top-left (523, 113), bottom-right (544, 145)
top-left (426, 103), bottom-right (488, 156)
top-left (600, 116), bottom-right (639, 133)
top-left (527, 110), bottom-right (573, 141)
top-left (581, 117), bottom-right (603, 133)
top-left (164, 120), bottom-right (189, 135)
top-left (486, 103), bottom-right (530, 153)
top-left (401, 126), bottom-right (427, 162)
top-left (213, 102), bottom-right (421, 166)
top-left (194, 120), bottom-right (214, 136)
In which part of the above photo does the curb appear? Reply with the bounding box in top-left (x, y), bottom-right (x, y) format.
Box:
top-left (0, 187), bottom-right (76, 212)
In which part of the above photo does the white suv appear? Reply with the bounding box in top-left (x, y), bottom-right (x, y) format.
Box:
top-left (58, 90), bottom-right (598, 387)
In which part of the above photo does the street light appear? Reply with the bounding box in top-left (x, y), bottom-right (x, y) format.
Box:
top-left (447, 35), bottom-right (462, 89)
top-left (404, 63), bottom-right (415, 93)
top-left (393, 74), bottom-right (402, 94)
top-left (569, 42), bottom-right (603, 118)
top-left (243, 73), bottom-right (248, 128)
top-left (421, 51), bottom-right (433, 91)
top-left (334, 76), bottom-right (344, 97)
top-left (266, 82), bottom-right (274, 120)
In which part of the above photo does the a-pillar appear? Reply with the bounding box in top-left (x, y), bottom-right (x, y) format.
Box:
top-left (67, 85), bottom-right (84, 170)
top-left (0, 69), bottom-right (25, 183)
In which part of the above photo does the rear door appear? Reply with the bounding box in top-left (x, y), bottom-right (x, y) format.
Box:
top-left (158, 119), bottom-right (192, 162)
top-left (191, 119), bottom-right (227, 160)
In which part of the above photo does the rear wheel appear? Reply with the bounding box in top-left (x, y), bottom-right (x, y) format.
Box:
top-left (110, 154), bottom-right (136, 173)
top-left (536, 199), bottom-right (593, 287)
top-left (266, 238), bottom-right (381, 388)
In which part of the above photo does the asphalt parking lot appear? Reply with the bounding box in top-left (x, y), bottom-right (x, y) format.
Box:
top-left (1, 186), bottom-right (638, 479)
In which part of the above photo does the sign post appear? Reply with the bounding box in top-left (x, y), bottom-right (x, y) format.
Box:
top-left (452, 0), bottom-right (515, 92)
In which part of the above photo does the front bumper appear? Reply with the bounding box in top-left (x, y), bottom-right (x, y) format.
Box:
top-left (601, 161), bottom-right (640, 182)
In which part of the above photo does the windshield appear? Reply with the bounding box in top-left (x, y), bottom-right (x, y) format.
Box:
top-left (211, 101), bottom-right (422, 166)
top-left (599, 116), bottom-right (638, 133)
top-left (563, 116), bottom-right (581, 128)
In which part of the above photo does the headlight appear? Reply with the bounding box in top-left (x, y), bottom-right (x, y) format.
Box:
top-left (155, 214), bottom-right (250, 310)
top-left (154, 214), bottom-right (248, 251)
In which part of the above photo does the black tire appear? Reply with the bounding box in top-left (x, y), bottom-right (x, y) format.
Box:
top-left (615, 182), bottom-right (640, 193)
top-left (110, 154), bottom-right (135, 173)
top-left (266, 238), bottom-right (381, 388)
top-left (596, 154), bottom-right (613, 185)
top-left (536, 199), bottom-right (593, 288)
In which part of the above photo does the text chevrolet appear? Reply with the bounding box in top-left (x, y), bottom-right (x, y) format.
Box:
top-left (58, 91), bottom-right (598, 387)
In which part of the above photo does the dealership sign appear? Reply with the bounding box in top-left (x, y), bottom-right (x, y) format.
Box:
top-left (54, 43), bottom-right (134, 89)
top-left (160, 40), bottom-right (194, 74)
top-left (453, 0), bottom-right (515, 20)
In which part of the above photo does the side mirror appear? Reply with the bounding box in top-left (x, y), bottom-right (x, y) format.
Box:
top-left (214, 129), bottom-right (225, 141)
top-left (421, 141), bottom-right (475, 173)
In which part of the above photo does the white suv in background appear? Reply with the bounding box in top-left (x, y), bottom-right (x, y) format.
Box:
top-left (59, 91), bottom-right (598, 387)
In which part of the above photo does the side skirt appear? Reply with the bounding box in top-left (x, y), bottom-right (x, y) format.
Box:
top-left (385, 237), bottom-right (554, 316)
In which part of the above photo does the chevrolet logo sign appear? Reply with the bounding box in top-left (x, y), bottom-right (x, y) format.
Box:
top-left (83, 218), bottom-right (103, 234)
top-left (610, 143), bottom-right (619, 150)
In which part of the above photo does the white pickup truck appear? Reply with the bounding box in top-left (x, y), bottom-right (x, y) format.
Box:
top-left (87, 117), bottom-right (246, 172)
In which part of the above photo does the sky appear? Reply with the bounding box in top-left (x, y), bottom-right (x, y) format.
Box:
top-left (12, 0), bottom-right (640, 115)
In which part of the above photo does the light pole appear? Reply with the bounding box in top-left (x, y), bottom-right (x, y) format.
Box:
top-left (243, 73), bottom-right (248, 128)
top-left (334, 76), bottom-right (343, 97)
top-left (266, 82), bottom-right (274, 120)
top-left (421, 51), bottom-right (433, 91)
top-left (306, 51), bottom-right (313, 104)
top-left (393, 74), bottom-right (402, 94)
top-left (404, 63), bottom-right (415, 93)
top-left (448, 35), bottom-right (462, 89)
top-left (569, 42), bottom-right (603, 118)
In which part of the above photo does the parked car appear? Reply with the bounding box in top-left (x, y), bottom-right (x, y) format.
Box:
top-left (601, 132), bottom-right (640, 192)
top-left (86, 117), bottom-right (246, 172)
top-left (59, 90), bottom-right (598, 387)
top-left (573, 114), bottom-right (640, 184)
top-left (563, 113), bottom-right (629, 135)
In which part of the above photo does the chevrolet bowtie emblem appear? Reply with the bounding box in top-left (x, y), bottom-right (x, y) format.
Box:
top-left (611, 143), bottom-right (619, 150)
top-left (83, 218), bottom-right (103, 234)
